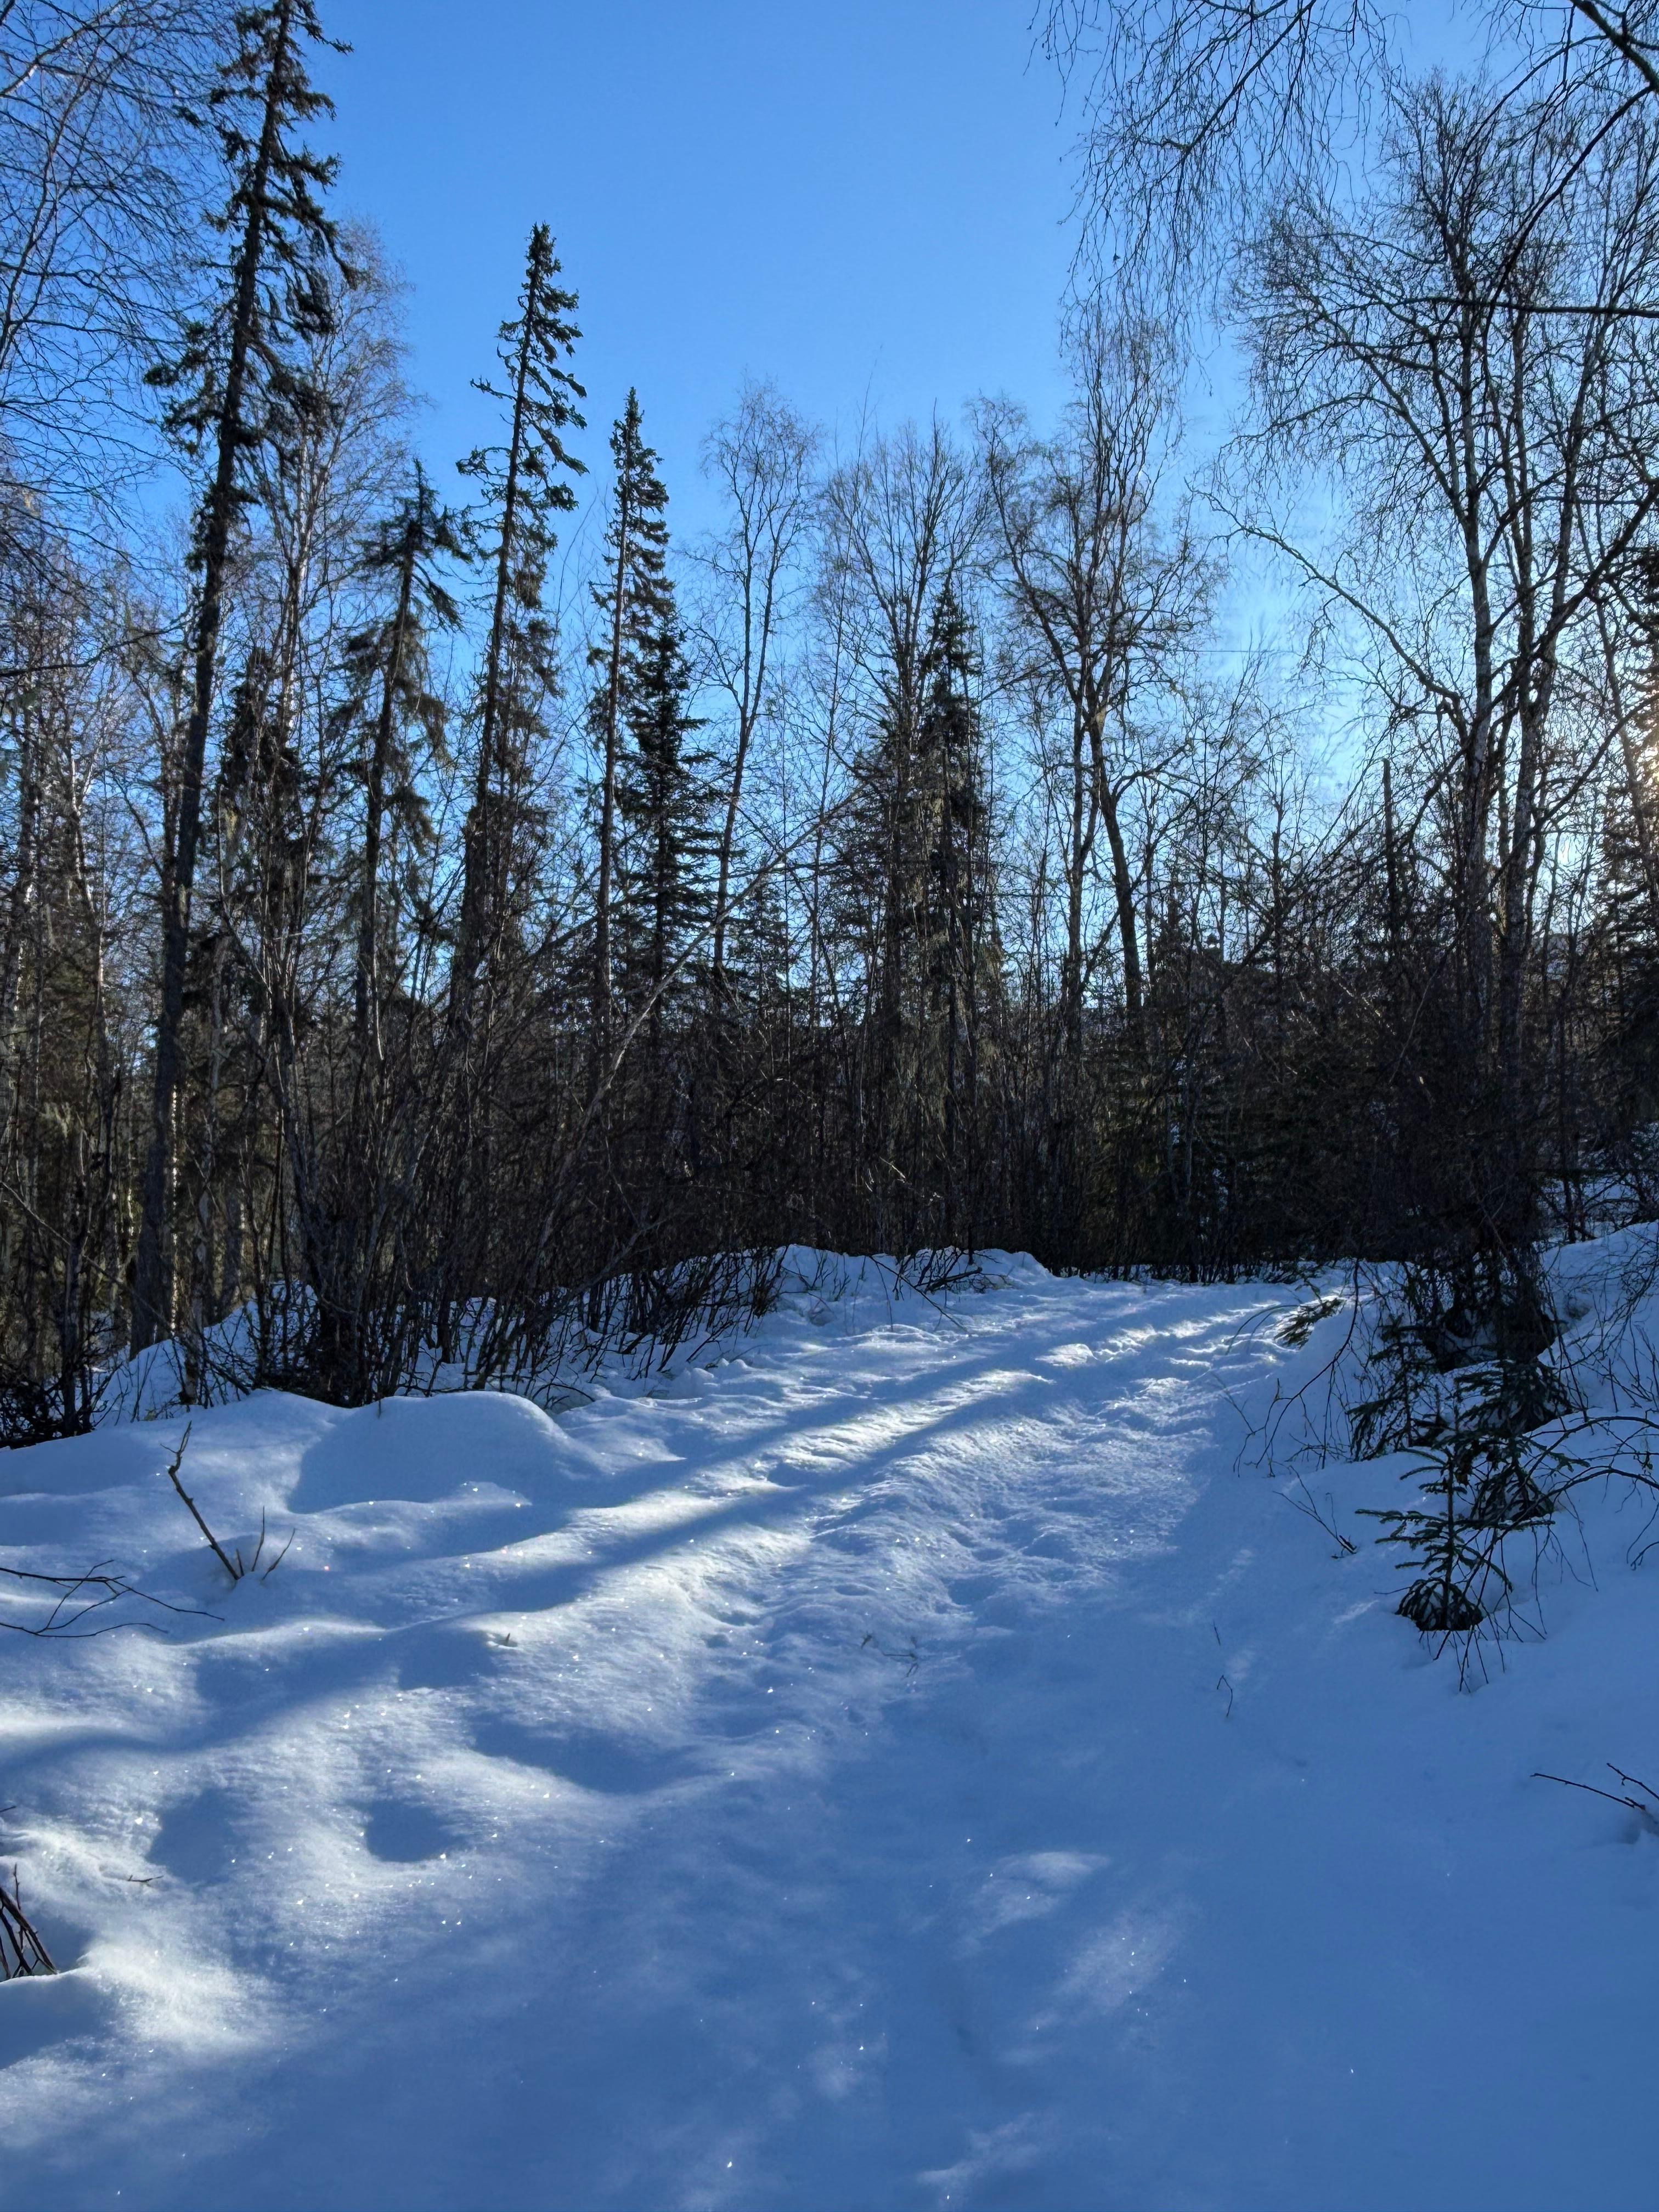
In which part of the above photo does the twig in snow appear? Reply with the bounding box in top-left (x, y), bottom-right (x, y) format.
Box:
top-left (1532, 1764), bottom-right (1659, 1824)
top-left (860, 1631), bottom-right (921, 1684)
top-left (0, 1866), bottom-right (55, 1977)
top-left (159, 1424), bottom-right (235, 1578)
top-left (1211, 1623), bottom-right (1235, 1717)
top-left (1282, 1474), bottom-right (1358, 1555)
top-left (0, 1560), bottom-right (216, 1637)
top-left (159, 1426), bottom-right (291, 1584)
top-left (260, 1523), bottom-right (295, 1581)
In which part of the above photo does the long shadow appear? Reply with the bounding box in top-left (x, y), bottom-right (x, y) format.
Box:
top-left (141, 1367), bottom-right (1130, 1739)
top-left (472, 1353), bottom-right (1228, 1624)
top-left (19, 1293), bottom-right (1272, 1775)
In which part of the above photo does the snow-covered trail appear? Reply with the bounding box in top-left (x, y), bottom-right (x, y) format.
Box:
top-left (1, 1256), bottom-right (1656, 2210)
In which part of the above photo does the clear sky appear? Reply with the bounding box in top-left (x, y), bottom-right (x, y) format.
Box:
top-left (315, 0), bottom-right (1081, 543)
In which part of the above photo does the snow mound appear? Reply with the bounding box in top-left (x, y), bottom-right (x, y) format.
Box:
top-left (291, 1391), bottom-right (569, 1509)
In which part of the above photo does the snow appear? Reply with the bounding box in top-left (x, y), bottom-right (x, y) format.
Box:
top-left (1, 1245), bottom-right (1656, 2209)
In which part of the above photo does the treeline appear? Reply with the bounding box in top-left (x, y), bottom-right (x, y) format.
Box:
top-left (5, 0), bottom-right (1659, 1430)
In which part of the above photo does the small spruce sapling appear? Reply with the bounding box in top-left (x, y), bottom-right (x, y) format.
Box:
top-left (1352, 1256), bottom-right (1572, 1638)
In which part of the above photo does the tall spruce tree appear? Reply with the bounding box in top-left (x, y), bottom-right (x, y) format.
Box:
top-left (913, 588), bottom-right (997, 1221)
top-left (615, 607), bottom-right (714, 1053)
top-left (131, 0), bottom-right (347, 1353)
top-left (835, 585), bottom-right (998, 1242)
top-left (588, 389), bottom-right (673, 1079)
top-left (454, 223), bottom-right (584, 1001)
top-left (338, 464), bottom-right (464, 1052)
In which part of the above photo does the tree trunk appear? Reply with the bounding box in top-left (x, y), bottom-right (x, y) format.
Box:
top-left (456, 252), bottom-right (542, 1003)
top-left (357, 520), bottom-right (417, 1055)
top-left (591, 482), bottom-right (631, 1091)
top-left (130, 0), bottom-right (297, 1355)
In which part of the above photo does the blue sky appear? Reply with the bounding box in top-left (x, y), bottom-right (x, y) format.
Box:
top-left (317, 0), bottom-right (1081, 544)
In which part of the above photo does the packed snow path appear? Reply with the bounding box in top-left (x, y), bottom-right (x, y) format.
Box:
top-left (1, 1255), bottom-right (1656, 2210)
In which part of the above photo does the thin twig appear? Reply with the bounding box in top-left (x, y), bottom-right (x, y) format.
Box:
top-left (1532, 1769), bottom-right (1657, 1815)
top-left (0, 1559), bottom-right (217, 1636)
top-left (260, 1527), bottom-right (295, 1582)
top-left (157, 1424), bottom-right (240, 1582)
top-left (0, 1869), bottom-right (55, 1977)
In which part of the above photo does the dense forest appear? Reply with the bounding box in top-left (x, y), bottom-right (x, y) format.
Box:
top-left (6, 0), bottom-right (1659, 1434)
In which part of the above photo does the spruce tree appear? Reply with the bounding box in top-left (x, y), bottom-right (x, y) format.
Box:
top-left (588, 389), bottom-right (673, 1076)
top-left (454, 224), bottom-right (584, 1000)
top-left (913, 589), bottom-right (998, 1229)
top-left (337, 465), bottom-right (464, 1052)
top-left (834, 585), bottom-right (997, 1241)
top-left (615, 610), bottom-right (715, 1052)
top-left (131, 0), bottom-right (348, 1353)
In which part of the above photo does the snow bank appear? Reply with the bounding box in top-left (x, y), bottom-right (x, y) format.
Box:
top-left (1, 1245), bottom-right (1656, 2208)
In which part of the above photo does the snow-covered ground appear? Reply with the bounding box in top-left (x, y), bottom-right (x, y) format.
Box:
top-left (1, 1246), bottom-right (1656, 2210)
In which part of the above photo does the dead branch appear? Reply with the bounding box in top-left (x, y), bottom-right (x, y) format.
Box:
top-left (157, 1423), bottom-right (237, 1581)
top-left (0, 1559), bottom-right (215, 1637)
top-left (0, 1869), bottom-right (55, 1978)
top-left (1532, 1764), bottom-right (1659, 1819)
top-left (156, 1426), bottom-right (292, 1584)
